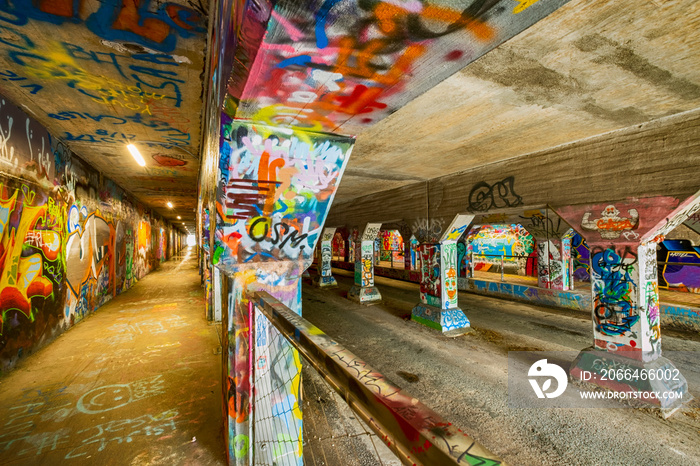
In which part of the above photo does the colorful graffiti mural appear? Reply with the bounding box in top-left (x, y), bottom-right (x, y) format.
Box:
top-left (590, 246), bottom-right (640, 351)
top-left (572, 232), bottom-right (590, 281)
top-left (226, 0), bottom-right (569, 135)
top-left (214, 118), bottom-right (353, 270)
top-left (331, 231), bottom-right (345, 260)
top-left (0, 91), bottom-right (182, 372)
top-left (379, 229), bottom-right (404, 264)
top-left (0, 182), bottom-right (65, 363)
top-left (582, 205), bottom-right (639, 240)
top-left (419, 243), bottom-right (441, 307)
top-left (65, 210), bottom-right (114, 321)
top-left (442, 242), bottom-right (458, 308)
top-left (658, 240), bottom-right (700, 293)
top-left (468, 224), bottom-right (534, 272)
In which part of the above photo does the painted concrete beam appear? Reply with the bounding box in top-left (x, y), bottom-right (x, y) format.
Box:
top-left (327, 109), bottom-right (700, 228)
top-left (223, 0), bottom-right (571, 135)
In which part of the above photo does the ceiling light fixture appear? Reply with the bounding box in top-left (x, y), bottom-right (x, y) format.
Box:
top-left (177, 216), bottom-right (181, 219)
top-left (126, 144), bottom-right (146, 167)
top-left (167, 202), bottom-right (173, 208)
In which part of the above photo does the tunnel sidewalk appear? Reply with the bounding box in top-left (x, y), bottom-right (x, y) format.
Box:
top-left (0, 247), bottom-right (225, 465)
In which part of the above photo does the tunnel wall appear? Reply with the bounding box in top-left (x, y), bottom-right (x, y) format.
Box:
top-left (0, 94), bottom-right (183, 373)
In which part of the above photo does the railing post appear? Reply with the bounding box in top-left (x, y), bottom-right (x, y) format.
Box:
top-left (501, 253), bottom-right (505, 282)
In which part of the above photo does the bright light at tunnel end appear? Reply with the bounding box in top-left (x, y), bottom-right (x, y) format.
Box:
top-left (126, 144), bottom-right (146, 167)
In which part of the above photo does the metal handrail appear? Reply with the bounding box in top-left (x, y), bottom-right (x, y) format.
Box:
top-left (471, 253), bottom-right (532, 259)
top-left (252, 291), bottom-right (504, 466)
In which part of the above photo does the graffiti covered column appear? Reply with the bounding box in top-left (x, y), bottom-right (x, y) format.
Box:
top-left (348, 223), bottom-right (382, 304)
top-left (412, 215), bottom-right (473, 336)
top-left (313, 227), bottom-right (338, 287)
top-left (214, 118), bottom-right (353, 464)
top-left (534, 237), bottom-right (573, 290)
top-left (556, 197), bottom-right (698, 413)
top-left (519, 209), bottom-right (573, 290)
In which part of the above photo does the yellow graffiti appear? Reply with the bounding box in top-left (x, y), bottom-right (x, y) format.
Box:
top-left (513, 0), bottom-right (542, 14)
top-left (291, 347), bottom-right (303, 420)
top-left (0, 196), bottom-right (55, 322)
top-left (16, 42), bottom-right (164, 114)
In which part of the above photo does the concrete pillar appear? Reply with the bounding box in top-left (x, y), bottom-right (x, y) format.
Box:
top-left (556, 195), bottom-right (700, 414)
top-left (411, 214), bottom-right (473, 336)
top-left (214, 119), bottom-right (353, 463)
top-left (313, 227), bottom-right (337, 287)
top-left (407, 235), bottom-right (417, 270)
top-left (535, 236), bottom-right (572, 290)
top-left (562, 229), bottom-right (575, 289)
top-left (348, 223), bottom-right (382, 304)
top-left (519, 209), bottom-right (573, 290)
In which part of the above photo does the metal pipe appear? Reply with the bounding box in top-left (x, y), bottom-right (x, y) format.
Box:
top-left (657, 261), bottom-right (700, 267)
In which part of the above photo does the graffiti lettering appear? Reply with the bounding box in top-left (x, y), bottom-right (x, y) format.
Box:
top-left (467, 176), bottom-right (522, 212)
top-left (248, 217), bottom-right (309, 250)
top-left (591, 248), bottom-right (640, 342)
top-left (222, 179), bottom-right (280, 220)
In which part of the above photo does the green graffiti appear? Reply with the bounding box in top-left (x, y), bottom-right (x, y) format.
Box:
top-left (213, 245), bottom-right (224, 264)
top-left (233, 434), bottom-right (249, 458)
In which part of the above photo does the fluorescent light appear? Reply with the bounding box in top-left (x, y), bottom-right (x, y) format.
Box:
top-left (167, 202), bottom-right (173, 208)
top-left (126, 144), bottom-right (146, 166)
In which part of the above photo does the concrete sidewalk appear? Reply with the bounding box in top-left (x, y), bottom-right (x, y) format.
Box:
top-left (0, 248), bottom-right (225, 465)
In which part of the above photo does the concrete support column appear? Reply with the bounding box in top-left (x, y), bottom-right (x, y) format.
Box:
top-left (348, 223), bottom-right (382, 304)
top-left (519, 209), bottom-right (572, 290)
top-left (411, 214), bottom-right (473, 336)
top-left (557, 196), bottom-right (700, 414)
top-left (214, 119), bottom-right (353, 463)
top-left (313, 227), bottom-right (337, 287)
top-left (535, 236), bottom-right (572, 290)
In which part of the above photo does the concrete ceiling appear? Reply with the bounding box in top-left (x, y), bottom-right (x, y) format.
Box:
top-left (0, 0), bottom-right (208, 232)
top-left (0, 0), bottom-right (698, 230)
top-left (336, 0), bottom-right (700, 202)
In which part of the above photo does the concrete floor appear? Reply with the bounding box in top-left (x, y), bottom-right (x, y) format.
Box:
top-left (302, 366), bottom-right (400, 466)
top-left (0, 248), bottom-right (226, 465)
top-left (300, 268), bottom-right (700, 466)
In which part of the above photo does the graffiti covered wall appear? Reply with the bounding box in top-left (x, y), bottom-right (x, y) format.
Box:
top-left (572, 232), bottom-right (590, 281)
top-left (467, 224), bottom-right (534, 273)
top-left (658, 240), bottom-right (700, 294)
top-left (0, 94), bottom-right (181, 372)
top-left (379, 229), bottom-right (404, 263)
